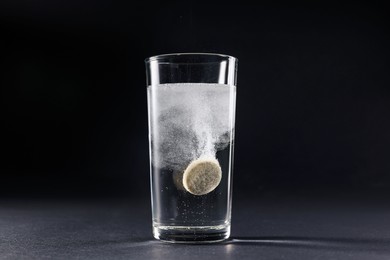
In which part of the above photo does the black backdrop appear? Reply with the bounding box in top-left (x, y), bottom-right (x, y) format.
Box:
top-left (1, 2), bottom-right (389, 199)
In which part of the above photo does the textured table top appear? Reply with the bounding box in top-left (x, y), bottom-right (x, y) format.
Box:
top-left (1, 195), bottom-right (390, 259)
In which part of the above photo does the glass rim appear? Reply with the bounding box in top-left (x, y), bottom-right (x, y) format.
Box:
top-left (145, 53), bottom-right (237, 63)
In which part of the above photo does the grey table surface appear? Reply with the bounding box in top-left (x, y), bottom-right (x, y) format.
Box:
top-left (1, 195), bottom-right (390, 260)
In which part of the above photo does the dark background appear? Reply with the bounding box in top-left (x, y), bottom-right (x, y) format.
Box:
top-left (1, 1), bottom-right (389, 199)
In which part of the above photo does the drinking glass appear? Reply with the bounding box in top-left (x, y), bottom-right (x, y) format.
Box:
top-left (145, 53), bottom-right (237, 243)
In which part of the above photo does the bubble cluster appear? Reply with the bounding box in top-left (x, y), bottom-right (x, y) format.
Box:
top-left (148, 83), bottom-right (235, 172)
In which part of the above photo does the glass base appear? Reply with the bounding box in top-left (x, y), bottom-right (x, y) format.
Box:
top-left (153, 223), bottom-right (230, 244)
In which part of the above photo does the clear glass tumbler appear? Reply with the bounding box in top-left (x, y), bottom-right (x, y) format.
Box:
top-left (145, 53), bottom-right (237, 243)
